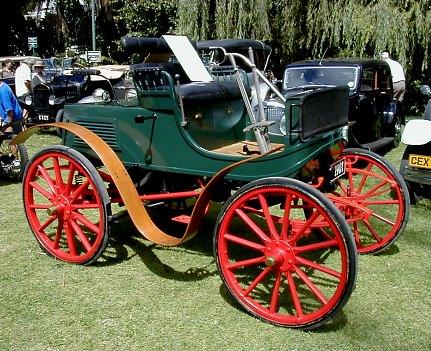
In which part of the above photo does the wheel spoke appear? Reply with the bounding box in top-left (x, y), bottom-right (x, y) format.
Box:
top-left (296, 256), bottom-right (341, 279)
top-left (72, 211), bottom-right (100, 234)
top-left (53, 220), bottom-right (64, 249)
top-left (258, 194), bottom-right (279, 240)
top-left (29, 204), bottom-right (53, 209)
top-left (280, 194), bottom-right (292, 240)
top-left (363, 179), bottom-right (390, 197)
top-left (362, 187), bottom-right (392, 199)
top-left (37, 165), bottom-right (57, 194)
top-left (235, 208), bottom-right (271, 243)
top-left (30, 181), bottom-right (54, 201)
top-left (362, 218), bottom-right (383, 242)
top-left (347, 167), bottom-right (355, 191)
top-left (70, 179), bottom-right (91, 203)
top-left (227, 256), bottom-right (266, 270)
top-left (370, 212), bottom-right (395, 226)
top-left (65, 162), bottom-right (76, 195)
top-left (289, 210), bottom-right (320, 244)
top-left (269, 271), bottom-right (282, 313)
top-left (286, 271), bottom-right (303, 317)
top-left (223, 233), bottom-right (266, 252)
top-left (294, 266), bottom-right (328, 305)
top-left (294, 239), bottom-right (338, 253)
top-left (37, 215), bottom-right (57, 232)
top-left (65, 222), bottom-right (78, 256)
top-left (52, 156), bottom-right (64, 191)
top-left (352, 222), bottom-right (362, 248)
top-left (243, 266), bottom-right (272, 296)
top-left (336, 178), bottom-right (348, 195)
top-left (357, 163), bottom-right (373, 192)
top-left (69, 219), bottom-right (92, 252)
top-left (71, 203), bottom-right (101, 209)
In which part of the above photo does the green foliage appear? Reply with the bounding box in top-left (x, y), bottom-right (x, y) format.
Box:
top-left (177, 0), bottom-right (431, 73)
top-left (116, 0), bottom-right (178, 37)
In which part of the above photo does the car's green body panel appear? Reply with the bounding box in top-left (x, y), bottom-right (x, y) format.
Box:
top-left (62, 76), bottom-right (346, 181)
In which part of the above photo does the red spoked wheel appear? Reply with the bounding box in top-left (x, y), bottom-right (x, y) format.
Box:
top-left (214, 177), bottom-right (357, 329)
top-left (23, 145), bottom-right (111, 265)
top-left (330, 148), bottom-right (410, 254)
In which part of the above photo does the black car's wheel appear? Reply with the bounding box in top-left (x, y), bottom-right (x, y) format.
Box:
top-left (392, 115), bottom-right (402, 148)
top-left (399, 159), bottom-right (423, 204)
top-left (0, 136), bottom-right (29, 181)
top-left (55, 109), bottom-right (64, 138)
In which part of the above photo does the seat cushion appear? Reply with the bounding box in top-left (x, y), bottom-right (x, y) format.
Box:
top-left (178, 80), bottom-right (251, 103)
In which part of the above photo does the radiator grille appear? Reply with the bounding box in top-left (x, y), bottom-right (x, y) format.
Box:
top-left (33, 86), bottom-right (50, 109)
top-left (262, 101), bottom-right (285, 135)
top-left (74, 120), bottom-right (120, 150)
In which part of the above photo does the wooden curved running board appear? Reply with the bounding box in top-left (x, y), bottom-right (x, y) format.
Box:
top-left (12, 123), bottom-right (283, 246)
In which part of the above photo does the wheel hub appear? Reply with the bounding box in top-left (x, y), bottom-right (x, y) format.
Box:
top-left (265, 241), bottom-right (296, 271)
top-left (47, 195), bottom-right (72, 221)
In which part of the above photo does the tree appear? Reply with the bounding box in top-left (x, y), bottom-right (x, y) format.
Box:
top-left (177, 0), bottom-right (431, 77)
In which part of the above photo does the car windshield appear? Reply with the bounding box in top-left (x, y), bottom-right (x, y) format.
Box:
top-left (283, 66), bottom-right (359, 91)
top-left (42, 59), bottom-right (57, 70)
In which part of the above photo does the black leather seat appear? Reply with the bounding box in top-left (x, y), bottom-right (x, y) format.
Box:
top-left (178, 80), bottom-right (250, 104)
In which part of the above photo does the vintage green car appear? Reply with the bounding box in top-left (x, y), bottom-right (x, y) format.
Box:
top-left (13, 36), bottom-right (410, 330)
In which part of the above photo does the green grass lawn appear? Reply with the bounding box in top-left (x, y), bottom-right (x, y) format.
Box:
top-left (0, 133), bottom-right (430, 351)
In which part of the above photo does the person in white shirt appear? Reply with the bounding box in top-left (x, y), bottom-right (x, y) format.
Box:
top-left (381, 51), bottom-right (406, 102)
top-left (15, 58), bottom-right (35, 97)
top-left (14, 58), bottom-right (35, 126)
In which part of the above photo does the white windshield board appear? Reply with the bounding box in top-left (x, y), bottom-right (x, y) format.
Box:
top-left (162, 35), bottom-right (213, 82)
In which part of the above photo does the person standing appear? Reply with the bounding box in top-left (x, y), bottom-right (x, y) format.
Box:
top-left (31, 60), bottom-right (47, 87)
top-left (14, 58), bottom-right (35, 125)
top-left (15, 58), bottom-right (35, 97)
top-left (1, 59), bottom-right (15, 78)
top-left (381, 51), bottom-right (406, 102)
top-left (0, 80), bottom-right (23, 133)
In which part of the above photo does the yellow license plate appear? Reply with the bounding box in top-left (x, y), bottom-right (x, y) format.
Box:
top-left (408, 154), bottom-right (431, 169)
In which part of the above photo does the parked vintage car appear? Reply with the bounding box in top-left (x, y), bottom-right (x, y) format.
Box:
top-left (19, 65), bottom-right (128, 126)
top-left (399, 85), bottom-right (431, 203)
top-left (281, 59), bottom-right (405, 154)
top-left (13, 35), bottom-right (410, 329)
top-left (41, 58), bottom-right (64, 82)
top-left (0, 56), bottom-right (41, 93)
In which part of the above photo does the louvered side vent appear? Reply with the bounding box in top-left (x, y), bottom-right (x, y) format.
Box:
top-left (73, 120), bottom-right (120, 151)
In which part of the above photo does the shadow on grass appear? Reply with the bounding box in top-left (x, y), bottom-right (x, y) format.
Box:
top-left (218, 283), bottom-right (349, 331)
top-left (94, 210), bottom-right (218, 282)
top-left (0, 179), bottom-right (17, 187)
top-left (373, 243), bottom-right (400, 256)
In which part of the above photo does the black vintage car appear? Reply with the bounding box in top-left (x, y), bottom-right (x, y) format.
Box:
top-left (20, 66), bottom-right (127, 126)
top-left (282, 59), bottom-right (405, 153)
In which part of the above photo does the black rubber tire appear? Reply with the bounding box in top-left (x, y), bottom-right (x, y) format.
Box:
top-left (22, 145), bottom-right (111, 265)
top-left (0, 136), bottom-right (29, 181)
top-left (399, 158), bottom-right (424, 204)
top-left (391, 115), bottom-right (402, 148)
top-left (55, 109), bottom-right (64, 138)
top-left (214, 177), bottom-right (358, 330)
